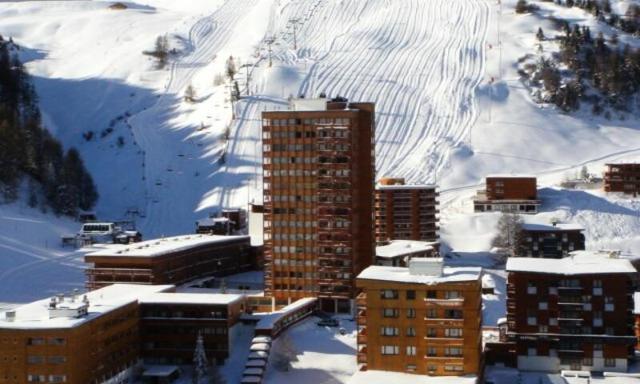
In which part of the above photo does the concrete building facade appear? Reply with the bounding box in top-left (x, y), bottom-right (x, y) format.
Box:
top-left (262, 98), bottom-right (375, 312)
top-left (374, 178), bottom-right (439, 244)
top-left (355, 259), bottom-right (482, 376)
top-left (474, 175), bottom-right (540, 214)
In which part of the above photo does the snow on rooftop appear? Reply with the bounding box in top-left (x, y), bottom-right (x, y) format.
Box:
top-left (0, 284), bottom-right (173, 329)
top-left (348, 370), bottom-right (477, 384)
top-left (196, 217), bottom-right (231, 226)
top-left (521, 223), bottom-right (584, 231)
top-left (486, 174), bottom-right (536, 179)
top-left (482, 273), bottom-right (496, 289)
top-left (86, 234), bottom-right (249, 258)
top-left (376, 240), bottom-right (436, 258)
top-left (255, 297), bottom-right (317, 331)
top-left (357, 264), bottom-right (481, 285)
top-left (138, 292), bottom-right (244, 306)
top-left (290, 98), bottom-right (328, 111)
top-left (376, 184), bottom-right (437, 190)
top-left (506, 251), bottom-right (637, 275)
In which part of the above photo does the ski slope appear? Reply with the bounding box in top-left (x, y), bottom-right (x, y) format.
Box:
top-left (2, 0), bottom-right (640, 306)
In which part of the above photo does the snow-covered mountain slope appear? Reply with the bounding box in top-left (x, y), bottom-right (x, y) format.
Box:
top-left (3, 0), bottom-right (640, 302)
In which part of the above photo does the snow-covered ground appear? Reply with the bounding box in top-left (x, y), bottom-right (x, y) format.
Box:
top-left (264, 315), bottom-right (357, 384)
top-left (0, 3), bottom-right (640, 379)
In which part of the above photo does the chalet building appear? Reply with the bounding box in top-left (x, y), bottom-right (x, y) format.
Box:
top-left (84, 234), bottom-right (253, 290)
top-left (604, 163), bottom-right (640, 195)
top-left (0, 284), bottom-right (172, 384)
top-left (375, 240), bottom-right (438, 267)
top-left (473, 175), bottom-right (540, 214)
top-left (374, 178), bottom-right (439, 244)
top-left (505, 252), bottom-right (637, 373)
top-left (262, 98), bottom-right (375, 313)
top-left (517, 223), bottom-right (585, 258)
top-left (139, 293), bottom-right (246, 365)
top-left (355, 258), bottom-right (482, 376)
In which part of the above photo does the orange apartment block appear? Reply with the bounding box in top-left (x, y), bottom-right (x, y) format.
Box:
top-left (262, 98), bottom-right (375, 313)
top-left (374, 178), bottom-right (439, 244)
top-left (474, 175), bottom-right (540, 214)
top-left (604, 163), bottom-right (640, 195)
top-left (355, 258), bottom-right (482, 377)
top-left (84, 234), bottom-right (253, 290)
top-left (0, 284), bottom-right (172, 384)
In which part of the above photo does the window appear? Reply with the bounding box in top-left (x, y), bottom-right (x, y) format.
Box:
top-left (539, 302), bottom-right (548, 310)
top-left (527, 282), bottom-right (537, 295)
top-left (49, 376), bottom-right (66, 383)
top-left (406, 346), bottom-right (416, 356)
top-left (406, 308), bottom-right (416, 318)
top-left (48, 356), bottom-right (66, 365)
top-left (444, 365), bottom-right (464, 372)
top-left (406, 364), bottom-right (417, 372)
top-left (427, 328), bottom-right (437, 337)
top-left (26, 338), bottom-right (44, 346)
top-left (380, 289), bottom-right (398, 299)
top-left (444, 328), bottom-right (463, 338)
top-left (445, 347), bottom-right (463, 357)
top-left (582, 358), bottom-right (593, 366)
top-left (445, 309), bottom-right (463, 319)
top-left (539, 325), bottom-right (548, 333)
top-left (605, 358), bottom-right (616, 367)
top-left (427, 346), bottom-right (437, 356)
top-left (382, 308), bottom-right (399, 318)
top-left (380, 327), bottom-right (399, 336)
top-left (527, 317), bottom-right (537, 326)
top-left (380, 345), bottom-right (400, 355)
top-left (27, 376), bottom-right (45, 383)
top-left (406, 327), bottom-right (416, 337)
top-left (406, 290), bottom-right (416, 300)
top-left (48, 338), bottom-right (65, 346)
top-left (27, 356), bottom-right (44, 364)
top-left (426, 290), bottom-right (437, 299)
top-left (426, 309), bottom-right (437, 319)
top-left (445, 291), bottom-right (461, 299)
top-left (528, 348), bottom-right (537, 356)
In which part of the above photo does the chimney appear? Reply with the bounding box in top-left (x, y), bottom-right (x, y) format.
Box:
top-left (409, 258), bottom-right (444, 277)
top-left (49, 298), bottom-right (57, 309)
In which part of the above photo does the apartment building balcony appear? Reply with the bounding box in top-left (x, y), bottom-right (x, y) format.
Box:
top-left (357, 329), bottom-right (367, 344)
top-left (356, 292), bottom-right (367, 306)
top-left (425, 297), bottom-right (465, 308)
top-left (423, 356), bottom-right (464, 363)
top-left (557, 349), bottom-right (584, 358)
top-left (422, 337), bottom-right (465, 346)
top-left (357, 352), bottom-right (368, 364)
top-left (558, 285), bottom-right (582, 292)
top-left (423, 317), bottom-right (465, 327)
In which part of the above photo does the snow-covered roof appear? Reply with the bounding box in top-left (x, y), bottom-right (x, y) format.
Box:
top-left (142, 365), bottom-right (180, 377)
top-left (291, 98), bottom-right (328, 111)
top-left (255, 297), bottom-right (317, 331)
top-left (634, 292), bottom-right (640, 315)
top-left (348, 370), bottom-right (477, 384)
top-left (196, 217), bottom-right (230, 226)
top-left (0, 284), bottom-right (173, 330)
top-left (506, 251), bottom-right (637, 275)
top-left (139, 292), bottom-right (244, 306)
top-left (86, 234), bottom-right (249, 258)
top-left (376, 184), bottom-right (437, 190)
top-left (357, 265), bottom-right (481, 285)
top-left (486, 174), bottom-right (536, 179)
top-left (521, 223), bottom-right (584, 231)
top-left (376, 240), bottom-right (436, 258)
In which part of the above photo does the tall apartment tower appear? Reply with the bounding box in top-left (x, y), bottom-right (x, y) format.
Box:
top-left (374, 177), bottom-right (439, 244)
top-left (262, 98), bottom-right (375, 312)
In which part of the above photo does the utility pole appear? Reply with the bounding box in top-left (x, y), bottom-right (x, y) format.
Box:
top-left (289, 18), bottom-right (301, 50)
top-left (266, 36), bottom-right (275, 67)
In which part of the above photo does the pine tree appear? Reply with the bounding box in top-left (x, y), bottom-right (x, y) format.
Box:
top-left (515, 0), bottom-right (530, 13)
top-left (536, 27), bottom-right (545, 41)
top-left (184, 84), bottom-right (197, 102)
top-left (192, 332), bottom-right (209, 384)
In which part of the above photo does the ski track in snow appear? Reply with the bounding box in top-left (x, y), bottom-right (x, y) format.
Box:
top-left (128, 0), bottom-right (260, 237)
top-left (211, 0), bottom-right (490, 208)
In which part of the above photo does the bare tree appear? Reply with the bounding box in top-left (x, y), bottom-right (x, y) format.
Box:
top-left (492, 213), bottom-right (524, 259)
top-left (225, 56), bottom-right (237, 81)
top-left (272, 333), bottom-right (298, 372)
